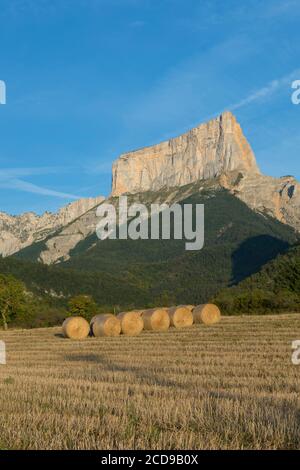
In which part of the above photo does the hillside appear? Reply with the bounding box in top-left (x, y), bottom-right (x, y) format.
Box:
top-left (0, 196), bottom-right (104, 257)
top-left (2, 183), bottom-right (297, 319)
top-left (12, 186), bottom-right (297, 306)
top-left (59, 188), bottom-right (298, 303)
top-left (0, 256), bottom-right (150, 312)
top-left (214, 243), bottom-right (300, 314)
top-left (7, 112), bottom-right (300, 268)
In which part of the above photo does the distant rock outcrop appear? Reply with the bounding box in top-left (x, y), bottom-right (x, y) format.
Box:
top-left (220, 172), bottom-right (300, 232)
top-left (0, 196), bottom-right (104, 257)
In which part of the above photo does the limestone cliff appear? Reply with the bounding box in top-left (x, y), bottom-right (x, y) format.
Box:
top-left (112, 111), bottom-right (260, 196)
top-left (0, 196), bottom-right (104, 257)
top-left (2, 111), bottom-right (300, 265)
top-left (18, 172), bottom-right (300, 266)
top-left (111, 110), bottom-right (300, 234)
top-left (220, 172), bottom-right (300, 232)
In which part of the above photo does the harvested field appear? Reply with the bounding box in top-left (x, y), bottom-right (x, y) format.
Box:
top-left (0, 314), bottom-right (300, 450)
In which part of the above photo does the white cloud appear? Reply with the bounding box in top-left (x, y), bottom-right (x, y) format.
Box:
top-left (229, 68), bottom-right (300, 111)
top-left (124, 36), bottom-right (255, 131)
top-left (0, 167), bottom-right (79, 199)
top-left (0, 178), bottom-right (79, 199)
top-left (0, 166), bottom-right (68, 179)
top-left (263, 0), bottom-right (300, 18)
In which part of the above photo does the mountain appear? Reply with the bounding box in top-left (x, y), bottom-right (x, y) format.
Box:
top-left (112, 111), bottom-right (300, 232)
top-left (0, 196), bottom-right (104, 257)
top-left (14, 183), bottom-right (298, 307)
top-left (8, 111), bottom-right (300, 265)
top-left (3, 106), bottom-right (300, 316)
top-left (1, 111), bottom-right (300, 266)
top-left (220, 171), bottom-right (300, 231)
top-left (214, 243), bottom-right (300, 314)
top-left (112, 111), bottom-right (260, 195)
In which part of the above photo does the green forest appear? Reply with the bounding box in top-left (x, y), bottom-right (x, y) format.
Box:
top-left (214, 243), bottom-right (300, 314)
top-left (1, 188), bottom-right (299, 329)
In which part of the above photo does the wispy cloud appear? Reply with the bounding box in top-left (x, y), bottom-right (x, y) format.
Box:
top-left (177, 0), bottom-right (299, 34)
top-left (125, 36), bottom-right (255, 130)
top-left (0, 166), bottom-right (69, 179)
top-left (0, 167), bottom-right (79, 199)
top-left (84, 161), bottom-right (112, 175)
top-left (1, 0), bottom-right (142, 20)
top-left (179, 68), bottom-right (300, 135)
top-left (183, 67), bottom-right (300, 135)
top-left (130, 20), bottom-right (145, 28)
top-left (0, 179), bottom-right (79, 199)
top-left (263, 0), bottom-right (300, 18)
top-left (229, 68), bottom-right (300, 112)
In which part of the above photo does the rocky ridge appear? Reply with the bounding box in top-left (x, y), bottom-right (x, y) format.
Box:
top-left (220, 171), bottom-right (300, 232)
top-left (0, 196), bottom-right (104, 257)
top-left (1, 111), bottom-right (300, 264)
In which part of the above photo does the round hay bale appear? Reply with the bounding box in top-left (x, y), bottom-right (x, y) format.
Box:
top-left (168, 305), bottom-right (194, 328)
top-left (90, 314), bottom-right (101, 327)
top-left (193, 304), bottom-right (221, 325)
top-left (117, 311), bottom-right (144, 336)
top-left (92, 314), bottom-right (121, 337)
top-left (141, 308), bottom-right (170, 332)
top-left (134, 309), bottom-right (145, 315)
top-left (62, 316), bottom-right (90, 340)
top-left (185, 304), bottom-right (195, 311)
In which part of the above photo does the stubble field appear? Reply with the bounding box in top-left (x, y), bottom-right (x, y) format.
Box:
top-left (0, 314), bottom-right (300, 450)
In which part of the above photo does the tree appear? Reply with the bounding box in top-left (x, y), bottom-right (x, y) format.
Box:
top-left (68, 295), bottom-right (98, 321)
top-left (0, 274), bottom-right (27, 330)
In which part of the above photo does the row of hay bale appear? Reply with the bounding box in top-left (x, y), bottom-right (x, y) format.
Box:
top-left (62, 304), bottom-right (221, 340)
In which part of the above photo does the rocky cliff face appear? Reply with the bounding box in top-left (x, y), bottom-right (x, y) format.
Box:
top-left (112, 111), bottom-right (260, 195)
top-left (14, 173), bottom-right (300, 266)
top-left (220, 172), bottom-right (300, 232)
top-left (13, 181), bottom-right (219, 265)
top-left (2, 111), bottom-right (300, 264)
top-left (0, 196), bottom-right (104, 257)
top-left (111, 110), bottom-right (300, 233)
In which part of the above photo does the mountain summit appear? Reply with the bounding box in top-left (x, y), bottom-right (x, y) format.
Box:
top-left (112, 111), bottom-right (260, 196)
top-left (1, 111), bottom-right (300, 263)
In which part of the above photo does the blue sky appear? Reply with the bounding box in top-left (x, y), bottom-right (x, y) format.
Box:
top-left (0, 0), bottom-right (299, 215)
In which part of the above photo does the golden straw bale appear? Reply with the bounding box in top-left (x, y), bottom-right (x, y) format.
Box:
top-left (92, 314), bottom-right (121, 337)
top-left (184, 304), bottom-right (196, 311)
top-left (193, 304), bottom-right (221, 325)
top-left (141, 308), bottom-right (170, 331)
top-left (62, 316), bottom-right (90, 340)
top-left (90, 314), bottom-right (101, 327)
top-left (117, 311), bottom-right (144, 336)
top-left (167, 305), bottom-right (194, 328)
